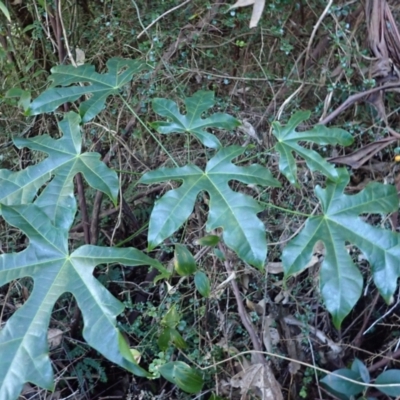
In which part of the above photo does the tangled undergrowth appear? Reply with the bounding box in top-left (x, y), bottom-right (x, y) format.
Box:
top-left (2, 0), bottom-right (400, 399)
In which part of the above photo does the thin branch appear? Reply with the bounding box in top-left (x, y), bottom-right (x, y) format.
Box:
top-left (137, 0), bottom-right (192, 39)
top-left (218, 243), bottom-right (265, 365)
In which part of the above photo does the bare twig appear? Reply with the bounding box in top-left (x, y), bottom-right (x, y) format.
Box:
top-left (218, 243), bottom-right (265, 365)
top-left (136, 0), bottom-right (192, 39)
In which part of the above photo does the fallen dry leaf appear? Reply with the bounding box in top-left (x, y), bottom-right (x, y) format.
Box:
top-left (329, 137), bottom-right (396, 169)
top-left (266, 262), bottom-right (284, 274)
top-left (47, 328), bottom-right (63, 350)
top-left (230, 363), bottom-right (283, 400)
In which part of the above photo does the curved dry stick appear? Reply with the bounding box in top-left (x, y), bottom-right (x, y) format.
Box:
top-left (136, 0), bottom-right (192, 39)
top-left (368, 347), bottom-right (400, 373)
top-left (318, 81), bottom-right (400, 126)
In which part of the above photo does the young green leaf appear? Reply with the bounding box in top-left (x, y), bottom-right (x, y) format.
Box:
top-left (0, 203), bottom-right (169, 398)
top-left (27, 58), bottom-right (148, 122)
top-left (194, 234), bottom-right (220, 247)
top-left (0, 1), bottom-right (11, 22)
top-left (272, 111), bottom-right (353, 185)
top-left (158, 327), bottom-right (187, 351)
top-left (159, 361), bottom-right (204, 394)
top-left (139, 146), bottom-right (281, 269)
top-left (283, 168), bottom-right (400, 328)
top-left (174, 244), bottom-right (197, 276)
top-left (158, 328), bottom-right (172, 351)
top-left (6, 88), bottom-right (31, 111)
top-left (194, 271), bottom-right (211, 297)
top-left (162, 305), bottom-right (181, 329)
top-left (169, 328), bottom-right (188, 350)
top-left (151, 90), bottom-right (240, 149)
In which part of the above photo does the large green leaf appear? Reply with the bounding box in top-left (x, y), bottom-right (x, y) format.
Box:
top-left (151, 90), bottom-right (240, 149)
top-left (0, 109), bottom-right (171, 398)
top-left (272, 111), bottom-right (353, 185)
top-left (283, 169), bottom-right (400, 327)
top-left (27, 58), bottom-right (147, 122)
top-left (139, 146), bottom-right (281, 269)
top-left (0, 203), bottom-right (168, 399)
top-left (0, 112), bottom-right (117, 228)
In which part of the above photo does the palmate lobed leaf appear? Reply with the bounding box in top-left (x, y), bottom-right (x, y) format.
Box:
top-left (272, 111), bottom-right (353, 186)
top-left (0, 203), bottom-right (167, 400)
top-left (151, 90), bottom-right (240, 149)
top-left (0, 111), bottom-right (171, 399)
top-left (283, 168), bottom-right (400, 328)
top-left (139, 146), bottom-right (281, 269)
top-left (0, 112), bottom-right (117, 228)
top-left (27, 58), bottom-right (148, 122)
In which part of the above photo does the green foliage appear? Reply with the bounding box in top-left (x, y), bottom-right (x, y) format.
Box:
top-left (0, 111), bottom-right (172, 398)
top-left (0, 1), bottom-right (10, 21)
top-left (283, 168), bottom-right (400, 328)
top-left (195, 234), bottom-right (220, 247)
top-left (158, 327), bottom-right (187, 351)
top-left (151, 90), bottom-right (240, 149)
top-left (140, 145), bottom-right (281, 269)
top-left (0, 112), bottom-right (118, 219)
top-left (3, 55), bottom-right (400, 398)
top-left (27, 58), bottom-right (148, 122)
top-left (321, 358), bottom-right (400, 399)
top-left (174, 244), bottom-right (197, 276)
top-left (272, 111), bottom-right (353, 185)
top-left (375, 370), bottom-right (400, 397)
top-left (73, 357), bottom-right (108, 393)
top-left (159, 361), bottom-right (204, 394)
top-left (194, 271), bottom-right (211, 298)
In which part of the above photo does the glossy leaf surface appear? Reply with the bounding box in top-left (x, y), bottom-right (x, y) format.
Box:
top-left (283, 169), bottom-right (400, 327)
top-left (27, 58), bottom-right (147, 122)
top-left (0, 113), bottom-right (170, 399)
top-left (0, 112), bottom-right (117, 228)
top-left (272, 111), bottom-right (353, 185)
top-left (151, 90), bottom-right (240, 149)
top-left (0, 204), bottom-right (167, 398)
top-left (140, 146), bottom-right (281, 269)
